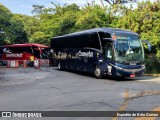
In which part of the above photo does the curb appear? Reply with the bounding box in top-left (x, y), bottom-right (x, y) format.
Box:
top-left (144, 74), bottom-right (160, 77)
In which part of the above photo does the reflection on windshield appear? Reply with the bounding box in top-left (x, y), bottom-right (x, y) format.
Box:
top-left (41, 48), bottom-right (50, 59)
top-left (115, 37), bottom-right (144, 62)
top-left (105, 42), bottom-right (113, 60)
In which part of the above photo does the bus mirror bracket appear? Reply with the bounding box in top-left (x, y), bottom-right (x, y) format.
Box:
top-left (103, 38), bottom-right (114, 42)
top-left (141, 40), bottom-right (151, 51)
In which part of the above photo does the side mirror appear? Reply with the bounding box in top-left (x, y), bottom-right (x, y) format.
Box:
top-left (141, 40), bottom-right (151, 51)
top-left (103, 38), bottom-right (116, 48)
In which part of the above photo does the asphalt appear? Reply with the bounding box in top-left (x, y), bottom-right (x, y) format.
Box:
top-left (0, 67), bottom-right (160, 120)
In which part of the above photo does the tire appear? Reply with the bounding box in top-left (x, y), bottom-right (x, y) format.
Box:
top-left (94, 66), bottom-right (103, 79)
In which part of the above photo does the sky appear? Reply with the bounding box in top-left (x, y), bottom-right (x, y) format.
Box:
top-left (0, 0), bottom-right (106, 15)
top-left (0, 0), bottom-right (156, 16)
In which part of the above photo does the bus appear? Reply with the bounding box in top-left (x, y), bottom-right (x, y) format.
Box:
top-left (50, 28), bottom-right (150, 78)
top-left (0, 43), bottom-right (50, 67)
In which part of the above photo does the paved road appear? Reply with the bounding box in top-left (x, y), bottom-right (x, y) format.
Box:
top-left (0, 67), bottom-right (160, 120)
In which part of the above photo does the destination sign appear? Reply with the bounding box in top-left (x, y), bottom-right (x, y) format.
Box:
top-left (6, 53), bottom-right (23, 58)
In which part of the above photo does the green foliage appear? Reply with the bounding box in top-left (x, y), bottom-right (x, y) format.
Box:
top-left (32, 5), bottom-right (45, 14)
top-left (116, 0), bottom-right (160, 61)
top-left (75, 3), bottom-right (109, 30)
top-left (145, 57), bottom-right (160, 73)
top-left (0, 3), bottom-right (12, 45)
top-left (55, 4), bottom-right (80, 35)
top-left (30, 32), bottom-right (50, 45)
top-left (9, 14), bottom-right (28, 43)
top-left (0, 4), bottom-right (28, 45)
top-left (156, 50), bottom-right (160, 61)
top-left (0, 4), bottom-right (12, 26)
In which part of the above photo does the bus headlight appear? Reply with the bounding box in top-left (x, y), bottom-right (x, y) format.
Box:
top-left (99, 59), bottom-right (103, 62)
top-left (116, 72), bottom-right (122, 76)
top-left (141, 64), bottom-right (145, 69)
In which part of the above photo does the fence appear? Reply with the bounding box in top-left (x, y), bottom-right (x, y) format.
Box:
top-left (0, 59), bottom-right (50, 74)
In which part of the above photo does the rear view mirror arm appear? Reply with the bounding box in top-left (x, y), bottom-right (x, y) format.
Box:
top-left (141, 40), bottom-right (152, 51)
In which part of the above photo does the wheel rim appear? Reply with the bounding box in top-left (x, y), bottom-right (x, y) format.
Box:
top-left (95, 68), bottom-right (101, 77)
top-left (58, 63), bottom-right (61, 70)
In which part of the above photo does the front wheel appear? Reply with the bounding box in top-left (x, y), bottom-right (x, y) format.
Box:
top-left (94, 66), bottom-right (103, 79)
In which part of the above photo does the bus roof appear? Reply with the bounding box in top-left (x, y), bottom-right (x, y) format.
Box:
top-left (53, 27), bottom-right (139, 38)
top-left (1, 43), bottom-right (48, 48)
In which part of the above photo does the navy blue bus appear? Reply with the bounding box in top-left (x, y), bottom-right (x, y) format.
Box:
top-left (50, 28), bottom-right (148, 79)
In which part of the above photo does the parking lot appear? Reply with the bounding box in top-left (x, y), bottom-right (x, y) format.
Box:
top-left (0, 67), bottom-right (160, 120)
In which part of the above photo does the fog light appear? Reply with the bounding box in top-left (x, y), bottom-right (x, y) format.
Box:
top-left (116, 72), bottom-right (122, 76)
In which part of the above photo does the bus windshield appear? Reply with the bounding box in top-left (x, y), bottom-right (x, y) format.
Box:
top-left (41, 48), bottom-right (50, 59)
top-left (115, 36), bottom-right (144, 63)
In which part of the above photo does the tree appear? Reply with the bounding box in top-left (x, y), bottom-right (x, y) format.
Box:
top-left (32, 5), bottom-right (45, 15)
top-left (75, 2), bottom-right (112, 30)
top-left (28, 3), bottom-right (81, 45)
top-left (9, 14), bottom-right (28, 44)
top-left (115, 1), bottom-right (160, 60)
top-left (0, 3), bottom-right (12, 45)
top-left (1, 1), bottom-right (159, 61)
top-left (0, 4), bottom-right (28, 45)
top-left (29, 32), bottom-right (50, 45)
top-left (104, 0), bottom-right (137, 6)
top-left (55, 4), bottom-right (80, 35)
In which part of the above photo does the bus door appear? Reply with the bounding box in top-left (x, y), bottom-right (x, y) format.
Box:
top-left (103, 41), bottom-right (114, 76)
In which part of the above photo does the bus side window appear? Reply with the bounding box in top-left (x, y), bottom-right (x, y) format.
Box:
top-left (25, 47), bottom-right (33, 54)
top-left (32, 46), bottom-right (40, 58)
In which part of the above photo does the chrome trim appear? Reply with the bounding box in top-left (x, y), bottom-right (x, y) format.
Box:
top-left (109, 63), bottom-right (123, 70)
top-left (123, 68), bottom-right (144, 72)
top-left (97, 32), bottom-right (102, 51)
top-left (109, 63), bottom-right (144, 72)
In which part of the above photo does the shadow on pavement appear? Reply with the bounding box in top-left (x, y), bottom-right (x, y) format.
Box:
top-left (55, 68), bottom-right (159, 82)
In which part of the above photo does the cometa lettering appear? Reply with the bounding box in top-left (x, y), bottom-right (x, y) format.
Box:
top-left (78, 51), bottom-right (93, 57)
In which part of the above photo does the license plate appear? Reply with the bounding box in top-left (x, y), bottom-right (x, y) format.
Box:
top-left (130, 74), bottom-right (135, 78)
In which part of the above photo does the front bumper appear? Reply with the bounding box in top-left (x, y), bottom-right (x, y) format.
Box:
top-left (108, 63), bottom-right (145, 78)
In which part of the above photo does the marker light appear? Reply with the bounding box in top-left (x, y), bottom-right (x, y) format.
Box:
top-left (112, 35), bottom-right (116, 40)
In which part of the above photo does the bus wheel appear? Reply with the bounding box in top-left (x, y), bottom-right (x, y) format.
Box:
top-left (58, 63), bottom-right (62, 70)
top-left (94, 66), bottom-right (102, 79)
